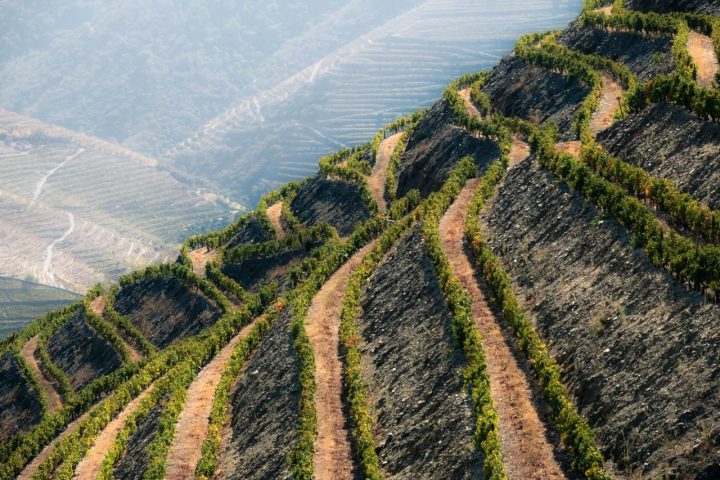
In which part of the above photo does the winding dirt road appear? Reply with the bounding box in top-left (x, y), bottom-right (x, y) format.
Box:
top-left (266, 202), bottom-right (286, 239)
top-left (439, 179), bottom-right (566, 480)
top-left (687, 31), bottom-right (719, 89)
top-left (164, 313), bottom-right (267, 479)
top-left (306, 241), bottom-right (376, 480)
top-left (369, 132), bottom-right (403, 211)
top-left (591, 74), bottom-right (624, 134)
top-left (459, 87), bottom-right (482, 118)
top-left (20, 335), bottom-right (62, 412)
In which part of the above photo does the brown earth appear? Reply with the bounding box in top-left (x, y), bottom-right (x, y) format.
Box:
top-left (687, 31), bottom-right (719, 89)
top-left (369, 132), bottom-right (402, 212)
top-left (591, 74), bottom-right (625, 134)
top-left (556, 141), bottom-right (581, 157)
top-left (306, 241), bottom-right (377, 480)
top-left (509, 137), bottom-right (531, 167)
top-left (459, 87), bottom-right (482, 118)
top-left (595, 5), bottom-right (613, 15)
top-left (188, 248), bottom-right (218, 277)
top-left (266, 202), bottom-right (286, 239)
top-left (439, 179), bottom-right (567, 480)
top-left (164, 313), bottom-right (267, 479)
top-left (20, 335), bottom-right (62, 413)
top-left (72, 384), bottom-right (156, 479)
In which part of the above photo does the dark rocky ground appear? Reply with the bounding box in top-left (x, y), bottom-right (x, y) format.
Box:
top-left (558, 22), bottom-right (675, 81)
top-left (0, 353), bottom-right (42, 442)
top-left (113, 395), bottom-right (168, 479)
top-left (46, 311), bottom-right (123, 391)
top-left (598, 102), bottom-right (720, 210)
top-left (222, 247), bottom-right (311, 292)
top-left (359, 230), bottom-right (481, 479)
top-left (627, 0), bottom-right (720, 14)
top-left (217, 309), bottom-right (299, 480)
top-left (482, 57), bottom-right (589, 140)
top-left (290, 175), bottom-right (370, 237)
top-left (397, 100), bottom-right (500, 199)
top-left (114, 276), bottom-right (222, 349)
top-left (480, 157), bottom-right (720, 479)
top-left (225, 215), bottom-right (272, 249)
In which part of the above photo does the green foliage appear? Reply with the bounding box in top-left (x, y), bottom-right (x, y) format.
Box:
top-left (13, 350), bottom-right (50, 419)
top-left (104, 286), bottom-right (157, 357)
top-left (369, 110), bottom-right (428, 159)
top-left (464, 135), bottom-right (610, 479)
top-left (82, 287), bottom-right (132, 364)
top-left (318, 147), bottom-right (380, 215)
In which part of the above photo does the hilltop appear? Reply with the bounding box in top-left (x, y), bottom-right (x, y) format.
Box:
top-left (0, 1), bottom-right (719, 479)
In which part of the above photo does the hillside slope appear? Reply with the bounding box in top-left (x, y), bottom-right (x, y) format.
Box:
top-left (1, 1), bottom-right (720, 479)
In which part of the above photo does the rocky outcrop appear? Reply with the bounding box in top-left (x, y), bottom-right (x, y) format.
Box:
top-left (0, 353), bottom-right (42, 442)
top-left (290, 175), bottom-right (370, 236)
top-left (482, 57), bottom-right (590, 140)
top-left (112, 396), bottom-right (168, 479)
top-left (397, 100), bottom-right (500, 198)
top-left (627, 0), bottom-right (720, 14)
top-left (222, 248), bottom-right (310, 292)
top-left (46, 312), bottom-right (124, 390)
top-left (114, 276), bottom-right (222, 348)
top-left (225, 215), bottom-right (272, 249)
top-left (359, 230), bottom-right (481, 479)
top-left (479, 157), bottom-right (720, 479)
top-left (598, 102), bottom-right (720, 210)
top-left (215, 309), bottom-right (299, 480)
top-left (558, 23), bottom-right (675, 81)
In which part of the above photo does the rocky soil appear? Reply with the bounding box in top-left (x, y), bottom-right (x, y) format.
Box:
top-left (479, 157), bottom-right (720, 479)
top-left (598, 102), bottom-right (720, 209)
top-left (46, 311), bottom-right (123, 390)
top-left (558, 23), bottom-right (675, 81)
top-left (222, 248), bottom-right (309, 292)
top-left (0, 353), bottom-right (42, 442)
top-left (397, 100), bottom-right (499, 198)
top-left (114, 276), bottom-right (222, 348)
top-left (482, 57), bottom-right (589, 140)
top-left (215, 309), bottom-right (299, 480)
top-left (225, 215), bottom-right (272, 249)
top-left (627, 0), bottom-right (720, 14)
top-left (291, 175), bottom-right (370, 237)
top-left (359, 230), bottom-right (481, 479)
top-left (112, 396), bottom-right (168, 479)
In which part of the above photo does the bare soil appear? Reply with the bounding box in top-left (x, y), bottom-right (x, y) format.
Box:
top-left (509, 137), bottom-right (531, 167)
top-left (595, 5), bottom-right (613, 15)
top-left (591, 74), bottom-right (625, 134)
top-left (458, 87), bottom-right (481, 118)
top-left (73, 384), bottom-right (156, 479)
top-left (188, 248), bottom-right (218, 277)
top-left (266, 202), bottom-right (286, 239)
top-left (687, 31), bottom-right (719, 89)
top-left (165, 314), bottom-right (265, 479)
top-left (439, 179), bottom-right (567, 480)
top-left (21, 335), bottom-right (62, 412)
top-left (306, 241), bottom-right (376, 480)
top-left (556, 141), bottom-right (581, 158)
top-left (369, 133), bottom-right (402, 212)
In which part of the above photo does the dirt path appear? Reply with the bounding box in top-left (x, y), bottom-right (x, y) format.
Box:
top-left (591, 74), bottom-right (624, 134)
top-left (594, 5), bottom-right (612, 15)
top-left (509, 137), bottom-right (531, 167)
top-left (91, 295), bottom-right (143, 363)
top-left (17, 409), bottom-right (92, 480)
top-left (556, 141), bottom-right (581, 158)
top-left (188, 248), bottom-right (218, 277)
top-left (459, 87), bottom-right (482, 118)
top-left (72, 384), bottom-right (156, 479)
top-left (266, 202), bottom-right (286, 239)
top-left (439, 179), bottom-right (567, 480)
top-left (369, 132), bottom-right (403, 211)
top-left (20, 335), bottom-right (62, 412)
top-left (164, 314), bottom-right (266, 479)
top-left (687, 31), bottom-right (719, 89)
top-left (306, 241), bottom-right (376, 480)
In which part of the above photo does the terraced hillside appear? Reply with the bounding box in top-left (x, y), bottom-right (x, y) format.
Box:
top-left (2, 1), bottom-right (720, 479)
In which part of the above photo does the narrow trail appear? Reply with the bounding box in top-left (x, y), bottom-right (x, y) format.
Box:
top-left (164, 314), bottom-right (266, 479)
top-left (31, 147), bottom-right (84, 205)
top-left (72, 384), bottom-right (156, 479)
top-left (20, 335), bottom-right (62, 412)
top-left (306, 241), bottom-right (377, 480)
top-left (556, 141), bottom-right (581, 158)
top-left (18, 409), bottom-right (92, 480)
top-left (40, 211), bottom-right (75, 287)
top-left (687, 31), bottom-right (719, 89)
top-left (591, 74), bottom-right (624, 134)
top-left (509, 137), bottom-right (530, 167)
top-left (439, 180), bottom-right (567, 480)
top-left (459, 87), bottom-right (482, 118)
top-left (188, 248), bottom-right (218, 277)
top-left (267, 202), bottom-right (286, 239)
top-left (369, 132), bottom-right (403, 212)
top-left (91, 295), bottom-right (143, 363)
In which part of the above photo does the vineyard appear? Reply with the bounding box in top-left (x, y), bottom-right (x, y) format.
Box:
top-left (1, 0), bottom-right (720, 479)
